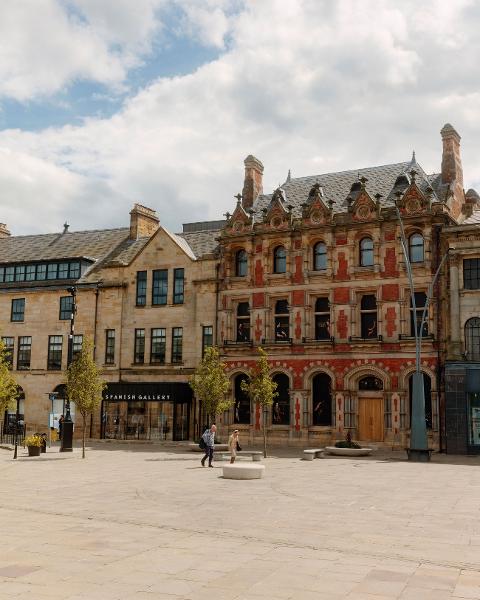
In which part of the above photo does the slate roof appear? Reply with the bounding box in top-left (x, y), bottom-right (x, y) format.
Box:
top-left (177, 229), bottom-right (221, 258)
top-left (253, 157), bottom-right (443, 220)
top-left (463, 212), bottom-right (480, 225)
top-left (0, 228), bottom-right (130, 265)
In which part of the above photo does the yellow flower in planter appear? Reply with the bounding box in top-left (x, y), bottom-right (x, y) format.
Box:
top-left (24, 434), bottom-right (43, 447)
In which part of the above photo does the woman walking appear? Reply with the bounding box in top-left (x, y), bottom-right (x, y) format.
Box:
top-left (228, 429), bottom-right (240, 464)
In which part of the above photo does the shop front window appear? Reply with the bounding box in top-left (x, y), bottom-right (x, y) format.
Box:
top-left (468, 391), bottom-right (480, 446)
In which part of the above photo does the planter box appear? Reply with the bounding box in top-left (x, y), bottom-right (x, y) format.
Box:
top-left (325, 446), bottom-right (373, 457)
top-left (27, 446), bottom-right (41, 457)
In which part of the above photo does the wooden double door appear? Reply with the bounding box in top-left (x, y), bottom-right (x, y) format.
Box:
top-left (358, 397), bottom-right (384, 442)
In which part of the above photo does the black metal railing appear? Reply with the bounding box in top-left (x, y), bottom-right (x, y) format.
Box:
top-left (0, 421), bottom-right (26, 445)
top-left (223, 340), bottom-right (253, 347)
top-left (399, 333), bottom-right (435, 341)
top-left (261, 338), bottom-right (293, 345)
top-left (302, 336), bottom-right (335, 344)
top-left (349, 335), bottom-right (383, 342)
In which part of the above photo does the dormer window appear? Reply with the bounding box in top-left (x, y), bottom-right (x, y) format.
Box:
top-left (360, 238), bottom-right (374, 267)
top-left (235, 249), bottom-right (248, 277)
top-left (273, 246), bottom-right (286, 274)
top-left (313, 242), bottom-right (327, 271)
top-left (409, 233), bottom-right (424, 263)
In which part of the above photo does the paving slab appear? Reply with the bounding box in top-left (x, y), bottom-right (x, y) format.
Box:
top-left (2, 444), bottom-right (480, 599)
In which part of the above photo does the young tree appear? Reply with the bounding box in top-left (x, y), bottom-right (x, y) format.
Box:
top-left (241, 347), bottom-right (278, 458)
top-left (65, 337), bottom-right (106, 458)
top-left (0, 339), bottom-right (19, 418)
top-left (190, 347), bottom-right (231, 429)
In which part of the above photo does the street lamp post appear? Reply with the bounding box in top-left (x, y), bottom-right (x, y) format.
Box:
top-left (395, 193), bottom-right (449, 462)
top-left (13, 394), bottom-right (20, 459)
top-left (60, 286), bottom-right (76, 452)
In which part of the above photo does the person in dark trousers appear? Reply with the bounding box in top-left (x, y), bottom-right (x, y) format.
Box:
top-left (201, 424), bottom-right (216, 467)
top-left (58, 415), bottom-right (64, 441)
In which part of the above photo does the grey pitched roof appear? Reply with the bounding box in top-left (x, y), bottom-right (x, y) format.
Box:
top-left (253, 158), bottom-right (441, 220)
top-left (0, 228), bottom-right (130, 265)
top-left (177, 229), bottom-right (220, 258)
top-left (463, 211), bottom-right (480, 225)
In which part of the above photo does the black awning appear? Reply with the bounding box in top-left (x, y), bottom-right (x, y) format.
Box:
top-left (103, 382), bottom-right (193, 403)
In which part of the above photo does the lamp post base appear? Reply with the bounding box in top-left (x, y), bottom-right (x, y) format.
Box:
top-left (406, 448), bottom-right (432, 462)
top-left (60, 421), bottom-right (74, 452)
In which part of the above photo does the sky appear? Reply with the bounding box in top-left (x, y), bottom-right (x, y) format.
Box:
top-left (0, 0), bottom-right (479, 236)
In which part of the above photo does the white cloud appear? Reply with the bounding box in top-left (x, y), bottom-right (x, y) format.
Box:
top-left (0, 0), bottom-right (480, 235)
top-left (0, 0), bottom-right (166, 101)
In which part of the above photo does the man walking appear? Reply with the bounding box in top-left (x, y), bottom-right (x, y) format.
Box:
top-left (201, 424), bottom-right (216, 467)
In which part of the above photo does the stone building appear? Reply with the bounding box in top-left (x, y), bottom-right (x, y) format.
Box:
top-left (443, 201), bottom-right (480, 453)
top-left (1, 123), bottom-right (478, 451)
top-left (0, 205), bottom-right (220, 441)
top-left (217, 124), bottom-right (474, 449)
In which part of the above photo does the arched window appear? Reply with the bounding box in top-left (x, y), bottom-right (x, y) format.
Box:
top-left (465, 317), bottom-right (480, 361)
top-left (272, 373), bottom-right (290, 425)
top-left (360, 238), bottom-right (374, 267)
top-left (409, 373), bottom-right (432, 429)
top-left (359, 376), bottom-right (383, 390)
top-left (51, 384), bottom-right (76, 422)
top-left (234, 374), bottom-right (250, 424)
top-left (409, 233), bottom-right (424, 263)
top-left (235, 249), bottom-right (248, 277)
top-left (274, 299), bottom-right (289, 341)
top-left (236, 302), bottom-right (250, 342)
top-left (273, 246), bottom-right (286, 274)
top-left (410, 292), bottom-right (428, 337)
top-left (312, 373), bottom-right (332, 425)
top-left (313, 242), bottom-right (327, 271)
top-left (360, 294), bottom-right (377, 338)
top-left (314, 297), bottom-right (330, 340)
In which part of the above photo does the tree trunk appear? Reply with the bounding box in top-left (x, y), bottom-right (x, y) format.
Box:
top-left (82, 414), bottom-right (86, 459)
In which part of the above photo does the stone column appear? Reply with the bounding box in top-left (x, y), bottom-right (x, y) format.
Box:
top-left (449, 256), bottom-right (462, 359)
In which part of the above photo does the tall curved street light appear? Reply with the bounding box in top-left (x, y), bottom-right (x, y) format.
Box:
top-left (395, 191), bottom-right (449, 461)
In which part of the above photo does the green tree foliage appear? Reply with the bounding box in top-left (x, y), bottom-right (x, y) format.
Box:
top-left (241, 347), bottom-right (278, 457)
top-left (190, 347), bottom-right (231, 423)
top-left (0, 339), bottom-right (19, 417)
top-left (65, 338), bottom-right (106, 458)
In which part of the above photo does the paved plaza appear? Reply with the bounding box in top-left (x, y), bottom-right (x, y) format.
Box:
top-left (2, 443), bottom-right (480, 599)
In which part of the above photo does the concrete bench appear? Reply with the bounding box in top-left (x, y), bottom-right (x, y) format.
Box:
top-left (220, 451), bottom-right (263, 462)
top-left (303, 448), bottom-right (325, 460)
top-left (223, 463), bottom-right (265, 480)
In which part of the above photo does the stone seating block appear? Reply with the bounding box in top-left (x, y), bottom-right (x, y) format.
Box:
top-left (303, 448), bottom-right (325, 460)
top-left (222, 463), bottom-right (265, 480)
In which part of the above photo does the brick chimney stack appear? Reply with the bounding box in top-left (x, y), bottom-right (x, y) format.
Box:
top-left (129, 204), bottom-right (159, 240)
top-left (0, 223), bottom-right (11, 238)
top-left (242, 155), bottom-right (264, 210)
top-left (441, 123), bottom-right (465, 221)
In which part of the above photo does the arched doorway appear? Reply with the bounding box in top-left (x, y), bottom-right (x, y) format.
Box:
top-left (3, 386), bottom-right (24, 435)
top-left (272, 373), bottom-right (290, 425)
top-left (312, 373), bottom-right (332, 426)
top-left (233, 373), bottom-right (250, 424)
top-left (357, 375), bottom-right (384, 442)
top-left (51, 384), bottom-right (76, 425)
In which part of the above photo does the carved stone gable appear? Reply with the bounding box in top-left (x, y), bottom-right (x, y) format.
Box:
top-left (351, 191), bottom-right (376, 222)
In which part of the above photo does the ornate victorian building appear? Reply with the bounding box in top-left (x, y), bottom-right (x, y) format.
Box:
top-left (218, 124), bottom-right (474, 449)
top-left (1, 123), bottom-right (478, 452)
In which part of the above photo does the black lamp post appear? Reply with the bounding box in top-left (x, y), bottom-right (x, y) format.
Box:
top-left (13, 394), bottom-right (20, 460)
top-left (60, 286), bottom-right (76, 452)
